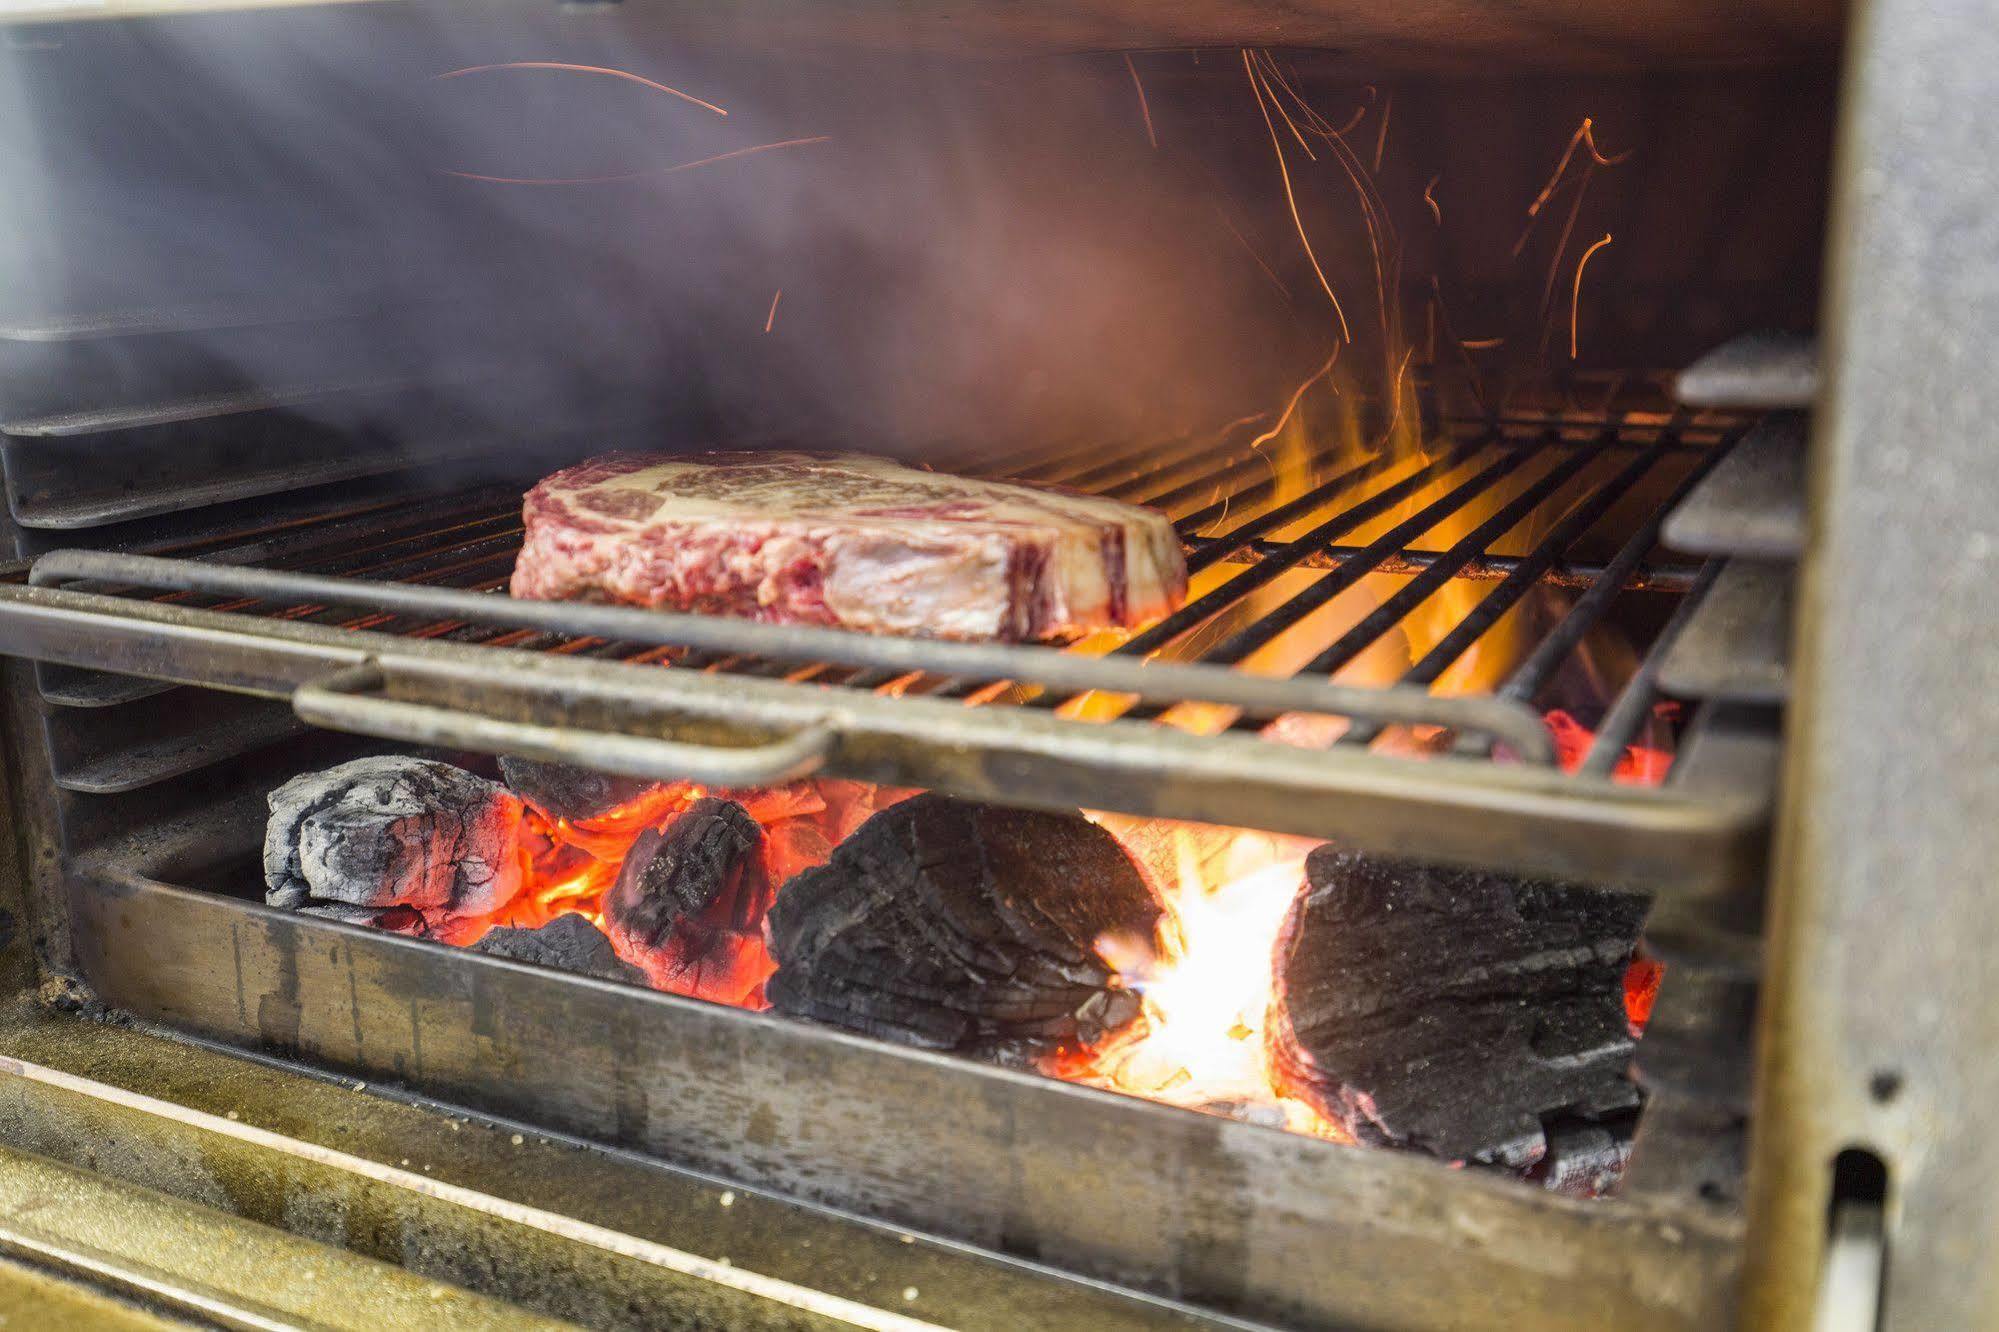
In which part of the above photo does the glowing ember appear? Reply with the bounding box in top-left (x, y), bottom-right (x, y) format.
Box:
top-left (1623, 955), bottom-right (1665, 1034)
top-left (497, 777), bottom-right (904, 1002)
top-left (1544, 707), bottom-right (1675, 785)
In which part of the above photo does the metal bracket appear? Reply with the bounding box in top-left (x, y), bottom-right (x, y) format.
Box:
top-left (295, 659), bottom-right (836, 787)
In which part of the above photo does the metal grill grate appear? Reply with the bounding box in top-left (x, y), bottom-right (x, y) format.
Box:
top-left (28, 377), bottom-right (1740, 763)
top-left (0, 372), bottom-right (1773, 893)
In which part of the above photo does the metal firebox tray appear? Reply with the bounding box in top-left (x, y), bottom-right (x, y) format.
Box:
top-left (50, 787), bottom-right (1743, 1332)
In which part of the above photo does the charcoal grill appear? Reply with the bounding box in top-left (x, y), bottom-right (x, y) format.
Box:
top-left (0, 0), bottom-right (1985, 1328)
top-left (5, 381), bottom-right (1770, 890)
top-left (0, 381), bottom-right (1783, 1329)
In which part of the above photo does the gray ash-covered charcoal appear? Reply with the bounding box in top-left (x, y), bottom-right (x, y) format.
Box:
top-left (472, 914), bottom-right (646, 985)
top-left (264, 756), bottom-right (527, 939)
top-left (604, 797), bottom-right (775, 1003)
top-left (295, 902), bottom-right (429, 938)
top-left (1529, 1120), bottom-right (1638, 1198)
top-left (498, 757), bottom-right (663, 824)
top-left (766, 794), bottom-right (1160, 1055)
top-left (1269, 846), bottom-right (1649, 1169)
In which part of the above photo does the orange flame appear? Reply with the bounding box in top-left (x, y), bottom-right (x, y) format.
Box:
top-left (1056, 817), bottom-right (1348, 1138)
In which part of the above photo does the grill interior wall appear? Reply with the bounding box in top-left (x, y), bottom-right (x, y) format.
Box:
top-left (1, 15), bottom-right (1836, 457)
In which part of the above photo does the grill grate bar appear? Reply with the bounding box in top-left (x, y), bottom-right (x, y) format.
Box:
top-left (1337, 440), bottom-right (1675, 751)
top-left (1180, 536), bottom-right (1703, 589)
top-left (1044, 431), bottom-right (1226, 493)
top-left (970, 425), bottom-right (1204, 488)
top-left (1117, 437), bottom-right (1493, 661)
top-left (1581, 560), bottom-right (1724, 779)
top-left (1174, 448), bottom-right (1408, 556)
top-left (1293, 440), bottom-right (1613, 680)
top-left (1201, 439), bottom-right (1551, 669)
top-left (1463, 424), bottom-right (1729, 751)
top-left (1092, 436), bottom-right (1592, 730)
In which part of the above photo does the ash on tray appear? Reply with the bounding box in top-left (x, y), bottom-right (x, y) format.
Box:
top-left (263, 756), bottom-right (526, 944)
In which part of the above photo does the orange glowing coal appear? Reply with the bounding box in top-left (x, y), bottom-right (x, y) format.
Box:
top-left (487, 777), bottom-right (902, 1004)
top-left (1545, 704), bottom-right (1676, 784)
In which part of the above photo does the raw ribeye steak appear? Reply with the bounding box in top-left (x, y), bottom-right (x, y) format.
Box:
top-left (510, 451), bottom-right (1187, 641)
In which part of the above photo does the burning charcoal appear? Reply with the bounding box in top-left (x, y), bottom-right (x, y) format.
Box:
top-left (1530, 1119), bottom-right (1639, 1198)
top-left (1268, 846), bottom-right (1649, 1169)
top-left (499, 756), bottom-right (663, 824)
top-left (264, 756), bottom-right (527, 939)
top-left (604, 798), bottom-right (777, 1004)
top-left (766, 794), bottom-right (1160, 1057)
top-left (472, 913), bottom-right (646, 986)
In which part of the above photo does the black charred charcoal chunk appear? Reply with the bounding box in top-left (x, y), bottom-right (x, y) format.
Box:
top-left (472, 913), bottom-right (646, 986)
top-left (603, 798), bottom-right (776, 1003)
top-left (1269, 845), bottom-right (1649, 1169)
top-left (607, 798), bottom-right (766, 952)
top-left (264, 756), bottom-right (526, 937)
top-left (499, 756), bottom-right (663, 824)
top-left (1529, 1117), bottom-right (1640, 1198)
top-left (766, 794), bottom-right (1159, 1057)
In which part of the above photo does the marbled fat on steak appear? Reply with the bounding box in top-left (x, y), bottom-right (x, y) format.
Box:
top-left (510, 452), bottom-right (1188, 641)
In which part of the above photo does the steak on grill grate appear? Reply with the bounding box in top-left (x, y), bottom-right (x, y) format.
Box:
top-left (510, 451), bottom-right (1188, 641)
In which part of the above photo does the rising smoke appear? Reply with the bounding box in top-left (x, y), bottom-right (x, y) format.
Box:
top-left (0, 7), bottom-right (1303, 464)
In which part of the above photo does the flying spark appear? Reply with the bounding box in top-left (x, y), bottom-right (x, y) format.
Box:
top-left (433, 61), bottom-right (728, 117)
top-left (1248, 345), bottom-right (1342, 453)
top-left (441, 135), bottom-right (832, 186)
top-left (1124, 54), bottom-right (1158, 149)
top-left (1570, 233), bottom-right (1613, 359)
top-left (1243, 50), bottom-right (1351, 343)
top-left (1525, 116), bottom-right (1628, 220)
